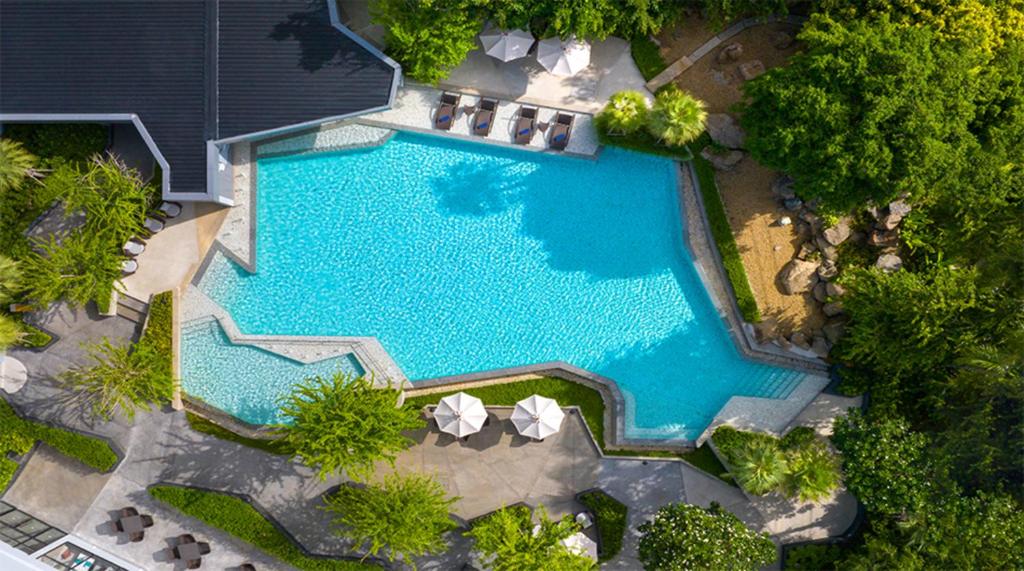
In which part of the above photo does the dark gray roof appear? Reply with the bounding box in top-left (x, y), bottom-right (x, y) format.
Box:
top-left (0, 0), bottom-right (396, 196)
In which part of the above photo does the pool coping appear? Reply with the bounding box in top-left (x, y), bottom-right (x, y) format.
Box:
top-left (182, 120), bottom-right (829, 451)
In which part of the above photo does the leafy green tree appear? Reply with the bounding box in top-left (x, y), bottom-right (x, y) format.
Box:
top-left (739, 14), bottom-right (977, 214)
top-left (65, 154), bottom-right (151, 248)
top-left (548, 0), bottom-right (618, 40)
top-left (637, 502), bottom-right (775, 570)
top-left (277, 372), bottom-right (424, 481)
top-left (783, 440), bottom-right (842, 502)
top-left (835, 264), bottom-right (982, 391)
top-left (597, 90), bottom-right (650, 135)
top-left (0, 314), bottom-right (24, 351)
top-left (0, 138), bottom-right (38, 194)
top-left (20, 231), bottom-right (122, 309)
top-left (700, 0), bottom-right (787, 30)
top-left (646, 86), bottom-right (707, 146)
top-left (0, 254), bottom-right (22, 304)
top-left (59, 339), bottom-right (173, 420)
top-left (467, 504), bottom-right (594, 571)
top-left (831, 409), bottom-right (929, 518)
top-left (372, 0), bottom-right (482, 85)
top-left (731, 438), bottom-right (787, 495)
top-left (324, 471), bottom-right (457, 567)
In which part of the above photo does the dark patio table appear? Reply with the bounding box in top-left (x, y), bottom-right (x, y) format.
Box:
top-left (120, 515), bottom-right (144, 534)
top-left (176, 542), bottom-right (202, 561)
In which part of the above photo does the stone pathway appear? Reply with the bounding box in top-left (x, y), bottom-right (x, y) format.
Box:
top-left (646, 15), bottom-right (807, 91)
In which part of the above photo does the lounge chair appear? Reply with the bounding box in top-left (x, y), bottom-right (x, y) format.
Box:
top-left (123, 238), bottom-right (145, 257)
top-left (197, 542), bottom-right (211, 555)
top-left (473, 99), bottom-right (498, 137)
top-left (514, 106), bottom-right (538, 144)
top-left (434, 92), bottom-right (461, 131)
top-left (548, 113), bottom-right (574, 150)
top-left (142, 217), bottom-right (164, 237)
top-left (158, 201), bottom-right (183, 218)
top-left (121, 259), bottom-right (138, 275)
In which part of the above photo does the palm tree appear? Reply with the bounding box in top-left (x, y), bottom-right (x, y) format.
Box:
top-left (783, 440), bottom-right (842, 502)
top-left (0, 255), bottom-right (22, 305)
top-left (598, 90), bottom-right (650, 135)
top-left (732, 439), bottom-right (788, 495)
top-left (647, 86), bottom-right (707, 146)
top-left (0, 138), bottom-right (38, 194)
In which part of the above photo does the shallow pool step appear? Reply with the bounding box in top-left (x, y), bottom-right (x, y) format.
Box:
top-left (116, 293), bottom-right (149, 324)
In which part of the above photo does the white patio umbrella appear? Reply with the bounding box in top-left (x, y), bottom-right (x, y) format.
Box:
top-left (479, 26), bottom-right (534, 62)
top-left (511, 395), bottom-right (565, 440)
top-left (562, 531), bottom-right (599, 561)
top-left (0, 356), bottom-right (28, 394)
top-left (536, 36), bottom-right (591, 76)
top-left (434, 392), bottom-right (488, 438)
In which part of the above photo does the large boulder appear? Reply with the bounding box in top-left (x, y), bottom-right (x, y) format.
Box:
top-left (868, 229), bottom-right (899, 247)
top-left (701, 148), bottom-right (744, 171)
top-left (739, 60), bottom-right (766, 80)
top-left (817, 259), bottom-right (838, 280)
top-left (823, 301), bottom-right (844, 317)
top-left (825, 282), bottom-right (846, 298)
top-left (875, 253), bottom-right (903, 272)
top-left (811, 335), bottom-right (831, 358)
top-left (753, 317), bottom-right (779, 343)
top-left (823, 216), bottom-right (852, 246)
top-left (779, 259), bottom-right (820, 294)
top-left (771, 31), bottom-right (794, 50)
top-left (878, 199), bottom-right (913, 231)
top-left (814, 236), bottom-right (838, 261)
top-left (771, 175), bottom-right (797, 200)
top-left (717, 42), bottom-right (743, 64)
top-left (705, 113), bottom-right (746, 149)
top-left (813, 282), bottom-right (829, 303)
top-left (789, 331), bottom-right (811, 350)
top-left (783, 197), bottom-right (803, 211)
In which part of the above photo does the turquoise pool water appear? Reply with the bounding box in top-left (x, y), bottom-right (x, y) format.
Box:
top-left (186, 131), bottom-right (803, 438)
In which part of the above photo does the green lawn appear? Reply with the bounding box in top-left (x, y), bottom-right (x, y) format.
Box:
top-left (631, 36), bottom-right (669, 82)
top-left (0, 399), bottom-right (118, 490)
top-left (149, 485), bottom-right (373, 570)
top-left (404, 377), bottom-right (608, 450)
top-left (577, 489), bottom-right (628, 562)
top-left (688, 135), bottom-right (762, 322)
top-left (186, 412), bottom-right (293, 455)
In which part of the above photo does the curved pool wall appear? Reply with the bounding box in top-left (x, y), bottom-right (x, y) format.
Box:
top-left (184, 130), bottom-right (805, 439)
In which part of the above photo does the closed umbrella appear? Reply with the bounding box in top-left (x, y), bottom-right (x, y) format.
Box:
top-left (434, 392), bottom-right (487, 438)
top-left (479, 27), bottom-right (534, 62)
top-left (562, 531), bottom-right (599, 561)
top-left (511, 395), bottom-right (565, 440)
top-left (536, 36), bottom-right (591, 76)
top-left (0, 356), bottom-right (28, 394)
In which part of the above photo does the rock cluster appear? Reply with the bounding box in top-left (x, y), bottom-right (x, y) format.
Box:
top-left (706, 113), bottom-right (746, 150)
top-left (764, 178), bottom-right (918, 359)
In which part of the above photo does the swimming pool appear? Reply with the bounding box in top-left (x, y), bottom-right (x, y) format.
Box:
top-left (185, 131), bottom-right (804, 438)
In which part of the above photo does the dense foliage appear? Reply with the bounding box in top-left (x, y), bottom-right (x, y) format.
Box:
top-left (149, 485), bottom-right (373, 570)
top-left (577, 489), bottom-right (628, 562)
top-left (713, 426), bottom-right (841, 502)
top-left (59, 337), bottom-right (173, 421)
top-left (597, 90), bottom-right (649, 135)
top-left (0, 398), bottom-right (118, 490)
top-left (637, 502), bottom-right (775, 570)
top-left (324, 472), bottom-right (457, 566)
top-left (185, 412), bottom-right (294, 455)
top-left (466, 504), bottom-right (594, 571)
top-left (278, 373), bottom-right (424, 481)
top-left (646, 85), bottom-right (707, 146)
top-left (371, 0), bottom-right (481, 85)
top-left (2, 123), bottom-right (108, 167)
top-left (738, 3), bottom-right (1024, 565)
top-left (0, 138), bottom-right (38, 195)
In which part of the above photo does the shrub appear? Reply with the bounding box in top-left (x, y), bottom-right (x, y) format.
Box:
top-left (278, 373), bottom-right (424, 481)
top-left (731, 439), bottom-right (788, 495)
top-left (577, 489), bottom-right (627, 562)
top-left (631, 36), bottom-right (668, 81)
top-left (324, 472), bottom-right (457, 565)
top-left (0, 138), bottom-right (38, 194)
top-left (785, 543), bottom-right (841, 570)
top-left (638, 502), bottom-right (776, 570)
top-left (0, 457), bottom-right (17, 492)
top-left (783, 440), bottom-right (842, 502)
top-left (137, 291), bottom-right (173, 379)
top-left (0, 399), bottom-right (117, 473)
top-left (59, 338), bottom-right (173, 421)
top-left (780, 426), bottom-right (816, 451)
top-left (150, 485), bottom-right (373, 570)
top-left (598, 90), bottom-right (650, 135)
top-left (0, 314), bottom-right (24, 350)
top-left (647, 86), bottom-right (707, 147)
top-left (467, 504), bottom-right (593, 571)
top-left (371, 0), bottom-right (481, 85)
top-left (2, 124), bottom-right (108, 167)
top-left (185, 412), bottom-right (293, 455)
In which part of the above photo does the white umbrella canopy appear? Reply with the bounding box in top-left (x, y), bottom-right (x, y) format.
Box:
top-left (536, 36), bottom-right (591, 76)
top-left (562, 531), bottom-right (599, 561)
top-left (479, 26), bottom-right (535, 62)
top-left (434, 392), bottom-right (488, 438)
top-left (0, 356), bottom-right (28, 394)
top-left (511, 395), bottom-right (565, 440)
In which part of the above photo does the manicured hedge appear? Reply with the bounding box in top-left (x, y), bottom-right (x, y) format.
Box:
top-left (0, 458), bottom-right (18, 493)
top-left (0, 399), bottom-right (118, 486)
top-left (186, 412), bottom-right (293, 455)
top-left (137, 291), bottom-right (173, 393)
top-left (631, 36), bottom-right (669, 81)
top-left (577, 489), bottom-right (628, 562)
top-left (404, 377), bottom-right (607, 451)
top-left (149, 485), bottom-right (373, 570)
top-left (688, 135), bottom-right (762, 322)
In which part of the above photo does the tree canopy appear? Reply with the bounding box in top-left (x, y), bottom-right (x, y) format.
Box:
top-left (277, 373), bottom-right (424, 481)
top-left (324, 471), bottom-right (457, 567)
top-left (637, 502), bottom-right (775, 570)
top-left (59, 338), bottom-right (173, 420)
top-left (466, 505), bottom-right (595, 571)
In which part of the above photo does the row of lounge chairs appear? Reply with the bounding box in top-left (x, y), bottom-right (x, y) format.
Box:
top-left (434, 92), bottom-right (574, 150)
top-left (121, 201), bottom-right (182, 275)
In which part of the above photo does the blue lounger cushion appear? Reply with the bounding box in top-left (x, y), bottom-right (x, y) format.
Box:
top-left (518, 127), bottom-right (530, 136)
top-left (477, 121), bottom-right (489, 130)
top-left (438, 114), bottom-right (451, 123)
top-left (554, 133), bottom-right (566, 142)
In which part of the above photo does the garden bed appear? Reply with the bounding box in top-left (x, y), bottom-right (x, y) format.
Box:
top-left (149, 484), bottom-right (375, 570)
top-left (576, 489), bottom-right (627, 562)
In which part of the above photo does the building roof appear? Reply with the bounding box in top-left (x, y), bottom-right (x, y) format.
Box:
top-left (0, 0), bottom-right (397, 199)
